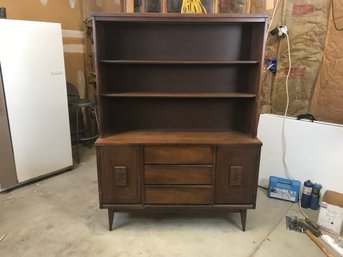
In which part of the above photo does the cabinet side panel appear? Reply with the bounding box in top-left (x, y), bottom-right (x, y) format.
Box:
top-left (93, 20), bottom-right (106, 136)
top-left (0, 69), bottom-right (17, 190)
top-left (249, 22), bottom-right (267, 136)
top-left (215, 146), bottom-right (261, 204)
top-left (97, 146), bottom-right (142, 204)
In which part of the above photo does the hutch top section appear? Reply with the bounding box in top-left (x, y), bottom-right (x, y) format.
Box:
top-left (92, 14), bottom-right (268, 139)
top-left (92, 13), bottom-right (268, 62)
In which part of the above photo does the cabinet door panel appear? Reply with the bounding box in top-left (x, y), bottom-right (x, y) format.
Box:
top-left (215, 146), bottom-right (260, 204)
top-left (97, 147), bottom-right (141, 204)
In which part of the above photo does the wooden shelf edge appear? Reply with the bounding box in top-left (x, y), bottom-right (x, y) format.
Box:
top-left (144, 185), bottom-right (213, 188)
top-left (101, 204), bottom-right (255, 209)
top-left (95, 130), bottom-right (262, 146)
top-left (100, 59), bottom-right (259, 65)
top-left (92, 13), bottom-right (269, 22)
top-left (101, 92), bottom-right (257, 98)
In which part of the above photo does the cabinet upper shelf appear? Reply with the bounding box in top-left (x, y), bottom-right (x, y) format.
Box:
top-left (95, 14), bottom-right (267, 65)
top-left (99, 60), bottom-right (259, 65)
top-left (101, 92), bottom-right (257, 98)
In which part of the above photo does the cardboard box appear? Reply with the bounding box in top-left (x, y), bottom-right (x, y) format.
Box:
top-left (317, 190), bottom-right (343, 236)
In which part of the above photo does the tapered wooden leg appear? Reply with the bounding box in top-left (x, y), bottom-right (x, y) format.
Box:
top-left (108, 209), bottom-right (115, 231)
top-left (240, 209), bottom-right (247, 232)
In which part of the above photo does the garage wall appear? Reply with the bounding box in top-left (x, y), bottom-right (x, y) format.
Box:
top-left (0, 0), bottom-right (86, 96)
top-left (172, 0), bottom-right (343, 125)
top-left (311, 1), bottom-right (343, 124)
top-left (251, 0), bottom-right (329, 119)
top-left (83, 0), bottom-right (122, 18)
top-left (251, 0), bottom-right (343, 125)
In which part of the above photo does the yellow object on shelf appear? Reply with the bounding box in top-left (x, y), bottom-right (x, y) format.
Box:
top-left (181, 0), bottom-right (207, 13)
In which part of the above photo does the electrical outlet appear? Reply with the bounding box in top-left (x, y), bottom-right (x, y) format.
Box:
top-left (270, 25), bottom-right (288, 37)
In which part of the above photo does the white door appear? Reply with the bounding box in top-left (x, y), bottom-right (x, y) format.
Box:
top-left (0, 19), bottom-right (73, 182)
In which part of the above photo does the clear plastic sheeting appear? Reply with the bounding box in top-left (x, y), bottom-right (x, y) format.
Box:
top-left (312, 0), bottom-right (343, 124)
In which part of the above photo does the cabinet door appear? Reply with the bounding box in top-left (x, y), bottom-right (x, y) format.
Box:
top-left (97, 147), bottom-right (142, 204)
top-left (215, 146), bottom-right (261, 204)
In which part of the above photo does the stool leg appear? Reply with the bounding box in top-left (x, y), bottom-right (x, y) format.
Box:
top-left (75, 107), bottom-right (80, 164)
top-left (93, 106), bottom-right (100, 135)
top-left (86, 106), bottom-right (91, 147)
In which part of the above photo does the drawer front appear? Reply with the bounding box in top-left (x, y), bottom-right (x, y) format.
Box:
top-left (144, 165), bottom-right (213, 185)
top-left (145, 187), bottom-right (212, 204)
top-left (144, 146), bottom-right (213, 164)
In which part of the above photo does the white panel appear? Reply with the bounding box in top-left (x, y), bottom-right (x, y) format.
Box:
top-left (257, 114), bottom-right (343, 193)
top-left (0, 19), bottom-right (73, 182)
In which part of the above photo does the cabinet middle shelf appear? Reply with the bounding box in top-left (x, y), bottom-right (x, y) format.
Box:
top-left (101, 92), bottom-right (257, 98)
top-left (99, 60), bottom-right (259, 65)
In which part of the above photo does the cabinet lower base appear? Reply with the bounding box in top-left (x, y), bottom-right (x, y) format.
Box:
top-left (97, 140), bottom-right (261, 232)
top-left (106, 207), bottom-right (249, 232)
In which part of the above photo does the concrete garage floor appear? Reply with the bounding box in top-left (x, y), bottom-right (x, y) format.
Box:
top-left (0, 147), bottom-right (326, 257)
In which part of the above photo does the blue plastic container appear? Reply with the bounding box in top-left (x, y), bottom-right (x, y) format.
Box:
top-left (268, 176), bottom-right (300, 202)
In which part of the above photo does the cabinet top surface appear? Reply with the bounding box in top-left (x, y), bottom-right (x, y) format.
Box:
top-left (95, 130), bottom-right (262, 146)
top-left (92, 13), bottom-right (268, 22)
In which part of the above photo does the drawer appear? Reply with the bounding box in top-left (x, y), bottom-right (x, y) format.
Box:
top-left (145, 186), bottom-right (212, 204)
top-left (144, 165), bottom-right (212, 185)
top-left (144, 146), bottom-right (212, 164)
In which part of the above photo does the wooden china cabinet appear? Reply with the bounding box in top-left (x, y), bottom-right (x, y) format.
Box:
top-left (92, 13), bottom-right (267, 231)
